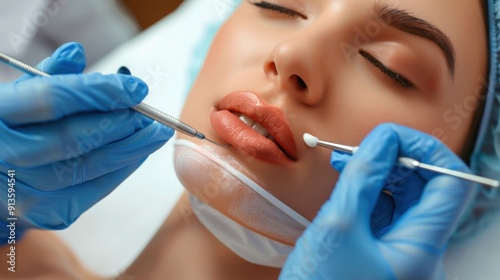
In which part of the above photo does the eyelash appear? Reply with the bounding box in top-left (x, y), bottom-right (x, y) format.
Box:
top-left (251, 2), bottom-right (414, 89)
top-left (251, 1), bottom-right (302, 18)
top-left (359, 50), bottom-right (414, 89)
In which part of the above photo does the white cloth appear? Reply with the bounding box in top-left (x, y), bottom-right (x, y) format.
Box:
top-left (0, 0), bottom-right (139, 82)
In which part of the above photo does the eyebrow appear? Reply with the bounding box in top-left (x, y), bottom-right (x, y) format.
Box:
top-left (373, 3), bottom-right (456, 76)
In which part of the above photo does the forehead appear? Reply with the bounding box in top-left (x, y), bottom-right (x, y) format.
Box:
top-left (391, 0), bottom-right (487, 77)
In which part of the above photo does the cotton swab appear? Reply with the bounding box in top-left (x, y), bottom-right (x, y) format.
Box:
top-left (303, 133), bottom-right (500, 188)
top-left (303, 133), bottom-right (358, 153)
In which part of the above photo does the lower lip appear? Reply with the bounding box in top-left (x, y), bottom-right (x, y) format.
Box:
top-left (210, 109), bottom-right (292, 164)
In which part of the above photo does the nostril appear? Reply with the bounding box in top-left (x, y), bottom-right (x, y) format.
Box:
top-left (297, 76), bottom-right (307, 90)
top-left (291, 74), bottom-right (308, 91)
top-left (266, 61), bottom-right (279, 76)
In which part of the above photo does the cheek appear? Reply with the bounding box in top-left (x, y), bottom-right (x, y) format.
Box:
top-left (199, 17), bottom-right (268, 85)
top-left (180, 17), bottom-right (254, 128)
top-left (325, 74), bottom-right (450, 149)
top-left (182, 13), bottom-right (283, 131)
top-left (337, 88), bottom-right (472, 156)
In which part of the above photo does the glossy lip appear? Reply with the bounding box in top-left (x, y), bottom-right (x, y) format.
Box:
top-left (210, 91), bottom-right (298, 164)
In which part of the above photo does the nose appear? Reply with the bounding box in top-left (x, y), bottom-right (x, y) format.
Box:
top-left (264, 31), bottom-right (328, 106)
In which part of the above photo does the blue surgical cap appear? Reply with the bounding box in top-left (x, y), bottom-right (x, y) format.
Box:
top-left (473, 0), bottom-right (500, 196)
top-left (453, 0), bottom-right (500, 238)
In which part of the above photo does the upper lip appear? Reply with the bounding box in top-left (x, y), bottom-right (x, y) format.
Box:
top-left (214, 91), bottom-right (298, 160)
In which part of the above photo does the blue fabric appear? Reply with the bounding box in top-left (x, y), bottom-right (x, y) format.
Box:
top-left (452, 0), bottom-right (500, 239)
top-left (473, 0), bottom-right (500, 197)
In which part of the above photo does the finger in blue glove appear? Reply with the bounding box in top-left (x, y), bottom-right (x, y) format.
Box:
top-left (15, 42), bottom-right (87, 82)
top-left (280, 123), bottom-right (476, 280)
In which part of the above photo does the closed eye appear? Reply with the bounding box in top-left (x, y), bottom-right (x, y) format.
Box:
top-left (359, 50), bottom-right (415, 89)
top-left (250, 1), bottom-right (306, 19)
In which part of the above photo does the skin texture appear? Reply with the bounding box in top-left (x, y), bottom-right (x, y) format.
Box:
top-left (178, 0), bottom-right (487, 235)
top-left (1, 0), bottom-right (488, 279)
top-left (0, 230), bottom-right (100, 279)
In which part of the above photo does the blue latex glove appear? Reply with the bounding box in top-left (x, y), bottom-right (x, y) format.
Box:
top-left (0, 43), bottom-right (174, 245)
top-left (280, 123), bottom-right (476, 280)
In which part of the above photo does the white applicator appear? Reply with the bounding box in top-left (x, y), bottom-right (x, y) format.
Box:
top-left (302, 133), bottom-right (500, 188)
top-left (303, 133), bottom-right (358, 153)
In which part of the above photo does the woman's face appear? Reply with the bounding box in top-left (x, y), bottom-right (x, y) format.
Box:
top-left (178, 0), bottom-right (487, 222)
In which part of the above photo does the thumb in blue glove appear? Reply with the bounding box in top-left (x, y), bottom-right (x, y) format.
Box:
top-left (280, 123), bottom-right (476, 280)
top-left (14, 42), bottom-right (87, 83)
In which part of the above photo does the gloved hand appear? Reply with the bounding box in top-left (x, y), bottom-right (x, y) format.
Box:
top-left (280, 123), bottom-right (476, 280)
top-left (0, 43), bottom-right (174, 245)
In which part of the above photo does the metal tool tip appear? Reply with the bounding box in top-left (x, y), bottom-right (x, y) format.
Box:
top-left (205, 138), bottom-right (231, 148)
